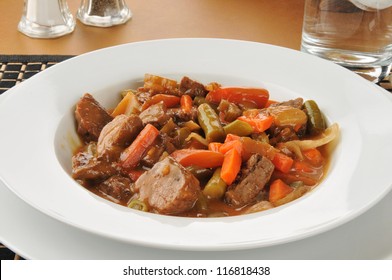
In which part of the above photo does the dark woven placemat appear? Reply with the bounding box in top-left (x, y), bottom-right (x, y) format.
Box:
top-left (0, 55), bottom-right (74, 95)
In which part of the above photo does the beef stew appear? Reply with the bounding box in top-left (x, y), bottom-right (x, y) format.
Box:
top-left (72, 74), bottom-right (339, 217)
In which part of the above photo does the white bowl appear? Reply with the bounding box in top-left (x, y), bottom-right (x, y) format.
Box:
top-left (0, 39), bottom-right (391, 251)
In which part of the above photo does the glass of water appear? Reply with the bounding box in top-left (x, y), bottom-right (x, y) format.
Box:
top-left (301, 0), bottom-right (392, 82)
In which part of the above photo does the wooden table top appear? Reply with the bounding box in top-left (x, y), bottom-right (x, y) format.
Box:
top-left (0, 0), bottom-right (305, 55)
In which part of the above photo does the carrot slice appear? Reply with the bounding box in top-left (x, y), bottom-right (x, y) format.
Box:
top-left (206, 87), bottom-right (269, 108)
top-left (269, 179), bottom-right (293, 203)
top-left (219, 139), bottom-right (243, 155)
top-left (272, 152), bottom-right (294, 173)
top-left (141, 94), bottom-right (180, 110)
top-left (224, 133), bottom-right (241, 143)
top-left (171, 149), bottom-right (224, 168)
top-left (294, 161), bottom-right (314, 173)
top-left (120, 124), bottom-right (160, 169)
top-left (220, 148), bottom-right (242, 185)
top-left (180, 94), bottom-right (193, 113)
top-left (238, 115), bottom-right (274, 133)
top-left (208, 142), bottom-right (223, 153)
top-left (303, 148), bottom-right (324, 166)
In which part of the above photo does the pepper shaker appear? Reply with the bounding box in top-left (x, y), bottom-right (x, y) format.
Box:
top-left (18, 0), bottom-right (75, 38)
top-left (77, 0), bottom-right (132, 27)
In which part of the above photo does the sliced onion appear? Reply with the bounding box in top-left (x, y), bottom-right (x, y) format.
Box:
top-left (295, 123), bottom-right (339, 149)
top-left (281, 123), bottom-right (339, 159)
top-left (245, 201), bottom-right (274, 214)
top-left (184, 132), bottom-right (209, 147)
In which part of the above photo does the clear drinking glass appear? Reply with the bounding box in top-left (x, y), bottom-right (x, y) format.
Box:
top-left (76, 0), bottom-right (132, 27)
top-left (18, 0), bottom-right (75, 38)
top-left (301, 0), bottom-right (392, 82)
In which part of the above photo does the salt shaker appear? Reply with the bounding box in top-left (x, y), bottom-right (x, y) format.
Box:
top-left (18, 0), bottom-right (75, 38)
top-left (77, 0), bottom-right (132, 27)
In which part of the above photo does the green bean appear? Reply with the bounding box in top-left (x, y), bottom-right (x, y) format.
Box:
top-left (195, 192), bottom-right (208, 214)
top-left (193, 96), bottom-right (206, 107)
top-left (303, 100), bottom-right (326, 136)
top-left (223, 119), bottom-right (253, 136)
top-left (197, 103), bottom-right (226, 143)
top-left (128, 199), bottom-right (149, 212)
top-left (203, 167), bottom-right (227, 199)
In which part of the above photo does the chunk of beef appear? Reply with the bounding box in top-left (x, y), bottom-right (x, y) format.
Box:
top-left (179, 76), bottom-right (208, 97)
top-left (225, 154), bottom-right (274, 207)
top-left (72, 142), bottom-right (117, 180)
top-left (167, 107), bottom-right (198, 122)
top-left (267, 100), bottom-right (307, 142)
top-left (141, 143), bottom-right (165, 168)
top-left (268, 126), bottom-right (303, 146)
top-left (160, 133), bottom-right (178, 154)
top-left (97, 114), bottom-right (143, 160)
top-left (75, 93), bottom-right (113, 142)
top-left (96, 175), bottom-right (132, 202)
top-left (139, 101), bottom-right (170, 127)
top-left (269, 97), bottom-right (303, 109)
top-left (217, 99), bottom-right (242, 123)
top-left (135, 157), bottom-right (200, 215)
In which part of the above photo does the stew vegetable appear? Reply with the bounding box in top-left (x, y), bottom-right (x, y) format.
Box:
top-left (72, 74), bottom-right (339, 217)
